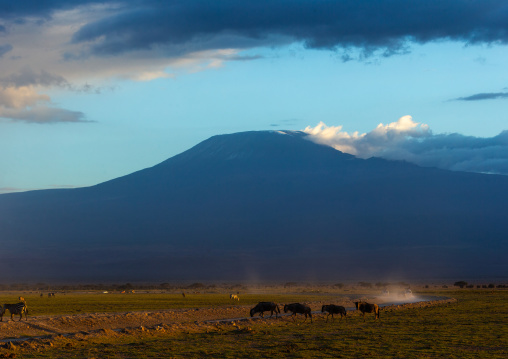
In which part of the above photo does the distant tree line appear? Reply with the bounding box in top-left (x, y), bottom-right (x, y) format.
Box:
top-left (453, 281), bottom-right (506, 289)
top-left (0, 281), bottom-right (505, 291)
top-left (0, 282), bottom-right (247, 291)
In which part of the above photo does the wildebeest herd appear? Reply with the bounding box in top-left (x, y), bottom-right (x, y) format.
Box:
top-left (0, 296), bottom-right (380, 324)
top-left (249, 301), bottom-right (380, 323)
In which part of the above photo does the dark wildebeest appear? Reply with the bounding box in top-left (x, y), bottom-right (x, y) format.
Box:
top-left (354, 301), bottom-right (380, 321)
top-left (283, 303), bottom-right (312, 323)
top-left (250, 302), bottom-right (280, 318)
top-left (1, 302), bottom-right (28, 321)
top-left (321, 304), bottom-right (347, 322)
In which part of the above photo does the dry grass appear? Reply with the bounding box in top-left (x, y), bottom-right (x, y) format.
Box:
top-left (0, 288), bottom-right (506, 358)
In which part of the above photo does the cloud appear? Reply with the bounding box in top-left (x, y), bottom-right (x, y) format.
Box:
top-left (0, 106), bottom-right (87, 124)
top-left (0, 105), bottom-right (87, 124)
top-left (270, 118), bottom-right (302, 128)
top-left (2, 1), bottom-right (508, 123)
top-left (455, 92), bottom-right (508, 101)
top-left (304, 116), bottom-right (508, 176)
top-left (129, 71), bottom-right (173, 82)
top-left (0, 44), bottom-right (12, 57)
top-left (49, 184), bottom-right (84, 189)
top-left (0, 184), bottom-right (85, 194)
top-left (64, 0), bottom-right (508, 58)
top-left (0, 67), bottom-right (68, 87)
top-left (0, 86), bottom-right (50, 108)
top-left (0, 86), bottom-right (88, 123)
top-left (0, 68), bottom-right (103, 123)
top-left (0, 0), bottom-right (101, 20)
top-left (0, 187), bottom-right (30, 194)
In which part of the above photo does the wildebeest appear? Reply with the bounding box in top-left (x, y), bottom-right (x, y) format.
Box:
top-left (1, 302), bottom-right (28, 321)
top-left (321, 304), bottom-right (347, 322)
top-left (250, 302), bottom-right (280, 318)
top-left (230, 294), bottom-right (239, 301)
top-left (283, 303), bottom-right (312, 323)
top-left (354, 301), bottom-right (380, 321)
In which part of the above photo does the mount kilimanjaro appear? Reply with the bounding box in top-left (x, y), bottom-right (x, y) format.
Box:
top-left (1, 130), bottom-right (507, 282)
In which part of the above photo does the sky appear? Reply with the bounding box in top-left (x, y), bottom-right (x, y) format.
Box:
top-left (1, 0), bottom-right (508, 193)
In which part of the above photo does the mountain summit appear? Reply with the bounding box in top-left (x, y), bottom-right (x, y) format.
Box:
top-left (1, 131), bottom-right (507, 282)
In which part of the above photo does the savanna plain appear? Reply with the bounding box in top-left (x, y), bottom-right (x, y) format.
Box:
top-left (0, 283), bottom-right (506, 358)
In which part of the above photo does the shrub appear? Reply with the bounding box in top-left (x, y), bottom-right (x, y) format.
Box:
top-left (454, 281), bottom-right (468, 288)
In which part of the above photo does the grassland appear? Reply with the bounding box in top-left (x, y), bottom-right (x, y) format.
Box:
top-left (0, 292), bottom-right (335, 316)
top-left (1, 289), bottom-right (506, 358)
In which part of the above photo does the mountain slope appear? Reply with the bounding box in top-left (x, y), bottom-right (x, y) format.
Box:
top-left (0, 130), bottom-right (506, 282)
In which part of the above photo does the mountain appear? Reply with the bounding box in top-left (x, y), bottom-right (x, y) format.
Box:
top-left (1, 130), bottom-right (507, 282)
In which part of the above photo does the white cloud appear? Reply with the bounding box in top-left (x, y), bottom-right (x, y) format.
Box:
top-left (304, 116), bottom-right (508, 175)
top-left (304, 116), bottom-right (431, 157)
top-left (0, 86), bottom-right (50, 109)
top-left (129, 71), bottom-right (174, 82)
top-left (0, 85), bottom-right (88, 123)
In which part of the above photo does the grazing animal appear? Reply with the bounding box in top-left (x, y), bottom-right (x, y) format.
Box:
top-left (182, 292), bottom-right (186, 298)
top-left (283, 303), bottom-right (312, 323)
top-left (354, 301), bottom-right (380, 321)
top-left (321, 304), bottom-right (347, 322)
top-left (230, 294), bottom-right (239, 301)
top-left (250, 302), bottom-right (280, 318)
top-left (1, 302), bottom-right (28, 321)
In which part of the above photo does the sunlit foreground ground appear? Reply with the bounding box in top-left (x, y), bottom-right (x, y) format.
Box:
top-left (0, 288), bottom-right (506, 358)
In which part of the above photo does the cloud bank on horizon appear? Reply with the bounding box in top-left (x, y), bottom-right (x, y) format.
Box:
top-left (2, 0), bottom-right (508, 123)
top-left (304, 116), bottom-right (508, 176)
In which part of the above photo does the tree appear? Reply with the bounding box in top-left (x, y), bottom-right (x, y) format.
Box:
top-left (454, 281), bottom-right (468, 288)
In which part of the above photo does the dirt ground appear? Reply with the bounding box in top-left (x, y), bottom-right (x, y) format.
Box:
top-left (0, 296), bottom-right (456, 356)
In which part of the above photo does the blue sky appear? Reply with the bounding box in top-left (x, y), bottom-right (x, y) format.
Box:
top-left (1, 0), bottom-right (508, 193)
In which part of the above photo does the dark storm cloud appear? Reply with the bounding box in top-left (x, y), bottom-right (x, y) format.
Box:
top-left (65, 0), bottom-right (508, 57)
top-left (0, 0), bottom-right (101, 20)
top-left (456, 92), bottom-right (508, 101)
